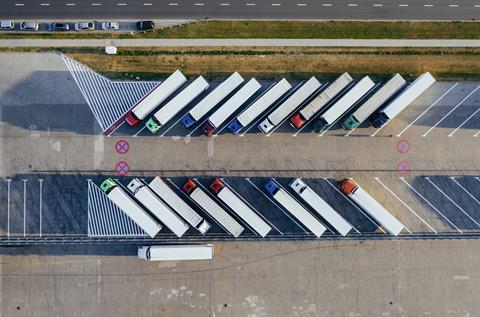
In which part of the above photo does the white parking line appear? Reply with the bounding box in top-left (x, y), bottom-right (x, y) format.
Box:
top-left (323, 178), bottom-right (385, 234)
top-left (39, 179), bottom-right (43, 237)
top-left (195, 3), bottom-right (205, 5)
top-left (221, 178), bottom-right (282, 235)
top-left (117, 2), bottom-right (127, 5)
top-left (143, 3), bottom-right (152, 5)
top-left (450, 177), bottom-right (480, 207)
top-left (40, 3), bottom-right (50, 6)
top-left (187, 118), bottom-right (207, 137)
top-left (426, 177), bottom-right (480, 228)
top-left (422, 85), bottom-right (480, 137)
top-left (475, 4), bottom-right (480, 7)
top-left (246, 3), bottom-right (256, 6)
top-left (245, 178), bottom-right (309, 234)
top-left (272, 3), bottom-right (281, 6)
top-left (373, 3), bottom-right (383, 6)
top-left (23, 179), bottom-right (27, 237)
top-left (7, 179), bottom-right (11, 238)
top-left (398, 4), bottom-right (408, 6)
top-left (169, 3), bottom-right (179, 6)
top-left (66, 3), bottom-right (76, 6)
top-left (400, 177), bottom-right (461, 233)
top-left (374, 177), bottom-right (436, 233)
top-left (449, 4), bottom-right (459, 7)
top-left (424, 4), bottom-right (434, 7)
top-left (14, 3), bottom-right (25, 6)
top-left (322, 3), bottom-right (332, 6)
top-left (133, 126), bottom-right (146, 137)
top-left (447, 106), bottom-right (480, 137)
top-left (348, 3), bottom-right (358, 6)
top-left (160, 116), bottom-right (184, 136)
top-left (474, 130), bottom-right (480, 137)
top-left (297, 3), bottom-right (307, 6)
top-left (396, 83), bottom-right (458, 137)
top-left (91, 3), bottom-right (102, 5)
top-left (220, 3), bottom-right (230, 5)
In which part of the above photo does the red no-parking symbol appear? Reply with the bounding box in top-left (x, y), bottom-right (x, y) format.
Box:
top-left (115, 140), bottom-right (129, 154)
top-left (397, 161), bottom-right (411, 176)
top-left (397, 139), bottom-right (411, 154)
top-left (115, 161), bottom-right (130, 176)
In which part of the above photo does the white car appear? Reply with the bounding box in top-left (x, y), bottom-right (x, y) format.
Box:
top-left (0, 21), bottom-right (14, 30)
top-left (20, 21), bottom-right (39, 31)
top-left (101, 22), bottom-right (119, 30)
top-left (74, 22), bottom-right (95, 31)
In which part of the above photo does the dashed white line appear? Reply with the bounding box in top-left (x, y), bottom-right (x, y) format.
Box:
top-left (14, 3), bottom-right (25, 6)
top-left (322, 3), bottom-right (333, 6)
top-left (424, 4), bottom-right (434, 7)
top-left (297, 3), bottom-right (307, 6)
top-left (398, 4), bottom-right (408, 6)
top-left (169, 3), bottom-right (179, 6)
top-left (246, 3), bottom-right (256, 6)
top-left (117, 2), bottom-right (127, 5)
top-left (40, 3), bottom-right (50, 6)
top-left (375, 177), bottom-right (436, 233)
top-left (348, 3), bottom-right (358, 6)
top-left (449, 4), bottom-right (459, 7)
top-left (220, 3), bottom-right (230, 5)
top-left (396, 83), bottom-right (458, 137)
top-left (39, 179), bottom-right (43, 237)
top-left (373, 3), bottom-right (383, 6)
top-left (7, 179), bottom-right (11, 238)
top-left (91, 3), bottom-right (102, 5)
top-left (422, 85), bottom-right (480, 137)
top-left (475, 4), bottom-right (480, 7)
top-left (195, 2), bottom-right (205, 5)
top-left (66, 3), bottom-right (76, 6)
top-left (272, 3), bottom-right (281, 6)
top-left (23, 179), bottom-right (27, 237)
top-left (143, 3), bottom-right (152, 5)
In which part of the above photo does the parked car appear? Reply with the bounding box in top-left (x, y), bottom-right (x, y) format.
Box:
top-left (74, 22), bottom-right (95, 31)
top-left (20, 21), bottom-right (39, 31)
top-left (48, 22), bottom-right (70, 31)
top-left (101, 21), bottom-right (119, 30)
top-left (0, 21), bottom-right (15, 31)
top-left (136, 20), bottom-right (155, 31)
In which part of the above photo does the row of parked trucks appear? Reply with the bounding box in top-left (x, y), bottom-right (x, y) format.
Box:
top-left (124, 70), bottom-right (436, 136)
top-left (100, 176), bottom-right (406, 239)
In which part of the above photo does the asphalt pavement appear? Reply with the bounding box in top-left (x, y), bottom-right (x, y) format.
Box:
top-left (1, 0), bottom-right (480, 20)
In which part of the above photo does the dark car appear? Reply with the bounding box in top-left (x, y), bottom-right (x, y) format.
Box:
top-left (48, 22), bottom-right (70, 31)
top-left (136, 20), bottom-right (155, 31)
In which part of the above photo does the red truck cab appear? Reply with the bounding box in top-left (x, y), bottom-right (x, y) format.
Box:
top-left (203, 122), bottom-right (215, 137)
top-left (289, 112), bottom-right (307, 129)
top-left (209, 178), bottom-right (225, 194)
top-left (182, 179), bottom-right (197, 195)
top-left (125, 112), bottom-right (140, 126)
top-left (340, 178), bottom-right (358, 196)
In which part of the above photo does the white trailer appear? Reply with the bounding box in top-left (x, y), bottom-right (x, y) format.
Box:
top-left (259, 76), bottom-right (321, 133)
top-left (228, 78), bottom-right (292, 134)
top-left (148, 177), bottom-right (211, 234)
top-left (181, 72), bottom-right (244, 128)
top-left (204, 78), bottom-right (261, 136)
top-left (126, 70), bottom-right (187, 126)
top-left (290, 73), bottom-right (353, 129)
top-left (138, 244), bottom-right (214, 261)
top-left (313, 76), bottom-right (375, 133)
top-left (265, 180), bottom-right (326, 237)
top-left (210, 178), bottom-right (272, 237)
top-left (342, 73), bottom-right (406, 130)
top-left (146, 76), bottom-right (209, 133)
top-left (100, 178), bottom-right (162, 238)
top-left (290, 178), bottom-right (352, 236)
top-left (371, 72), bottom-right (436, 128)
top-left (341, 179), bottom-right (404, 236)
top-left (127, 178), bottom-right (189, 238)
top-left (183, 180), bottom-right (244, 237)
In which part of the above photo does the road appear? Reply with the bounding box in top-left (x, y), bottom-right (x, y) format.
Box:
top-left (1, 0), bottom-right (480, 20)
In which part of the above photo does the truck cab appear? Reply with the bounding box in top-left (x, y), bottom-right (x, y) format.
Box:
top-left (340, 178), bottom-right (358, 196)
top-left (145, 117), bottom-right (161, 133)
top-left (125, 112), bottom-right (140, 126)
top-left (209, 178), bottom-right (225, 194)
top-left (181, 114), bottom-right (196, 128)
top-left (228, 119), bottom-right (243, 135)
top-left (264, 180), bottom-right (279, 195)
top-left (341, 115), bottom-right (360, 130)
top-left (289, 178), bottom-right (307, 194)
top-left (203, 122), bottom-right (216, 137)
top-left (127, 178), bottom-right (144, 195)
top-left (258, 119), bottom-right (274, 133)
top-left (289, 113), bottom-right (307, 129)
top-left (312, 118), bottom-right (328, 133)
top-left (100, 178), bottom-right (117, 194)
top-left (183, 179), bottom-right (198, 195)
top-left (370, 112), bottom-right (389, 128)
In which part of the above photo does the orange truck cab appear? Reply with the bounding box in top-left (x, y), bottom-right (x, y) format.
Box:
top-left (209, 178), bottom-right (225, 194)
top-left (340, 178), bottom-right (358, 196)
top-left (289, 112), bottom-right (307, 129)
top-left (182, 179), bottom-right (198, 195)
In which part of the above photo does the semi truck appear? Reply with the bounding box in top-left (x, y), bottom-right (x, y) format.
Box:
top-left (127, 178), bottom-right (189, 238)
top-left (148, 177), bottom-right (211, 234)
top-left (183, 179), bottom-right (244, 237)
top-left (264, 180), bottom-right (326, 237)
top-left (312, 76), bottom-right (375, 133)
top-left (370, 72), bottom-right (436, 128)
top-left (258, 77), bottom-right (321, 133)
top-left (145, 76), bottom-right (209, 133)
top-left (290, 178), bottom-right (352, 236)
top-left (210, 178), bottom-right (272, 237)
top-left (290, 72), bottom-right (353, 129)
top-left (125, 70), bottom-right (187, 126)
top-left (340, 178), bottom-right (405, 236)
top-left (138, 244), bottom-right (214, 261)
top-left (342, 73), bottom-right (406, 130)
top-left (204, 78), bottom-right (261, 136)
top-left (181, 72), bottom-right (244, 128)
top-left (100, 178), bottom-right (162, 238)
top-left (228, 79), bottom-right (292, 134)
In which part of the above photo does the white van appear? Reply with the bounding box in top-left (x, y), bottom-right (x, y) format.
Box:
top-left (138, 244), bottom-right (214, 261)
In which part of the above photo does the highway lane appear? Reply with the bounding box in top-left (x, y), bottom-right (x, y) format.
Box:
top-left (1, 0), bottom-right (480, 20)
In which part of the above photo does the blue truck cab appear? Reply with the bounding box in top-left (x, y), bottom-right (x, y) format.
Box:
top-left (228, 119), bottom-right (243, 134)
top-left (264, 180), bottom-right (279, 195)
top-left (181, 113), bottom-right (196, 128)
top-left (370, 112), bottom-right (389, 128)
